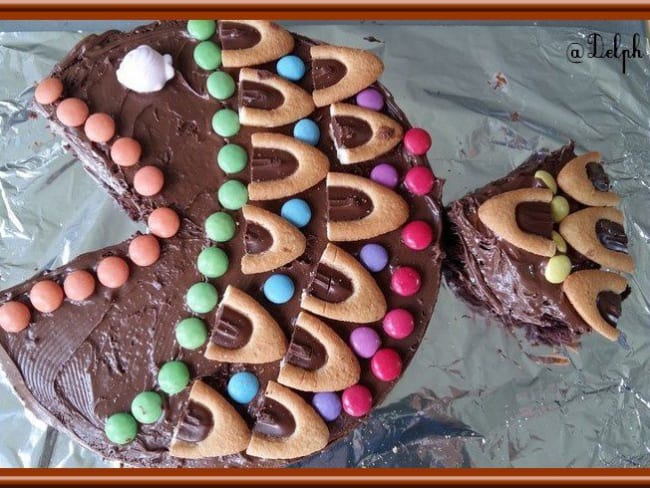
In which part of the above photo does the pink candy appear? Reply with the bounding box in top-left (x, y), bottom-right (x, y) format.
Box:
top-left (404, 166), bottom-right (435, 196)
top-left (401, 220), bottom-right (433, 251)
top-left (341, 384), bottom-right (373, 417)
top-left (383, 309), bottom-right (415, 339)
top-left (371, 348), bottom-right (402, 382)
top-left (403, 127), bottom-right (431, 155)
top-left (391, 266), bottom-right (421, 297)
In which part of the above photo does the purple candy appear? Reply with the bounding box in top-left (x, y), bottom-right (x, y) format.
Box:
top-left (360, 243), bottom-right (389, 272)
top-left (349, 326), bottom-right (381, 358)
top-left (312, 392), bottom-right (342, 421)
top-left (370, 163), bottom-right (399, 189)
top-left (356, 88), bottom-right (384, 111)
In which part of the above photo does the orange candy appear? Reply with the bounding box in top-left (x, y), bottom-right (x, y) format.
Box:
top-left (97, 256), bottom-right (130, 289)
top-left (0, 301), bottom-right (31, 333)
top-left (110, 137), bottom-right (141, 167)
top-left (63, 270), bottom-right (96, 302)
top-left (56, 98), bottom-right (89, 128)
top-left (128, 235), bottom-right (161, 267)
top-left (30, 280), bottom-right (64, 313)
top-left (133, 166), bottom-right (164, 196)
top-left (84, 113), bottom-right (116, 143)
top-left (34, 77), bottom-right (63, 105)
top-left (148, 207), bottom-right (180, 238)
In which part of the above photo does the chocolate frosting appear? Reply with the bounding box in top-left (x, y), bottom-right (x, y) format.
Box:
top-left (219, 22), bottom-right (261, 50)
top-left (286, 327), bottom-right (327, 370)
top-left (332, 116), bottom-right (372, 148)
top-left (586, 162), bottom-right (611, 192)
top-left (596, 219), bottom-right (628, 254)
top-left (515, 201), bottom-right (553, 238)
top-left (239, 80), bottom-right (284, 110)
top-left (251, 148), bottom-right (299, 182)
top-left (308, 264), bottom-right (354, 304)
top-left (253, 398), bottom-right (296, 438)
top-left (176, 401), bottom-right (213, 443)
top-left (245, 223), bottom-right (273, 255)
top-left (328, 187), bottom-right (373, 222)
top-left (311, 59), bottom-right (347, 89)
top-left (5, 20), bottom-right (445, 468)
top-left (211, 306), bottom-right (253, 349)
top-left (597, 290), bottom-right (622, 327)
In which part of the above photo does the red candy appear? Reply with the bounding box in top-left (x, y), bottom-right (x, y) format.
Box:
top-left (401, 220), bottom-right (433, 251)
top-left (391, 266), bottom-right (421, 297)
top-left (0, 301), bottom-right (31, 333)
top-left (97, 256), bottom-right (130, 289)
top-left (371, 348), bottom-right (402, 382)
top-left (341, 384), bottom-right (373, 417)
top-left (403, 127), bottom-right (431, 156)
top-left (30, 280), bottom-right (64, 313)
top-left (35, 77), bottom-right (63, 105)
top-left (63, 270), bottom-right (95, 302)
top-left (383, 309), bottom-right (415, 340)
top-left (56, 98), bottom-right (89, 128)
top-left (404, 166), bottom-right (435, 196)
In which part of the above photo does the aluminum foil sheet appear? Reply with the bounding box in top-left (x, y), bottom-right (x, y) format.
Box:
top-left (0, 22), bottom-right (649, 468)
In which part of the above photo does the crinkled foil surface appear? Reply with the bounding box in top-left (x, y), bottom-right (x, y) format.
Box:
top-left (0, 21), bottom-right (649, 468)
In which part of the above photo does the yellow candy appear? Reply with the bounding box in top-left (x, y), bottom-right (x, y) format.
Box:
top-left (552, 231), bottom-right (567, 253)
top-left (551, 195), bottom-right (570, 223)
top-left (534, 170), bottom-right (557, 194)
top-left (544, 255), bottom-right (572, 284)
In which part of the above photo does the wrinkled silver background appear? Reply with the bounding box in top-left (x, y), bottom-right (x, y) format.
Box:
top-left (0, 21), bottom-right (648, 468)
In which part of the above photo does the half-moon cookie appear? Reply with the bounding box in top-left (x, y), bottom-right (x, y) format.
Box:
top-left (0, 20), bottom-right (444, 467)
top-left (444, 143), bottom-right (634, 347)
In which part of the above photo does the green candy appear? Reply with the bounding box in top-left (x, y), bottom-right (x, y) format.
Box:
top-left (186, 282), bottom-right (218, 314)
top-left (544, 254), bottom-right (572, 284)
top-left (197, 247), bottom-right (229, 278)
top-left (187, 20), bottom-right (216, 41)
top-left (193, 41), bottom-right (222, 70)
top-left (105, 412), bottom-right (137, 445)
top-left (205, 212), bottom-right (236, 242)
top-left (158, 361), bottom-right (191, 395)
top-left (131, 391), bottom-right (163, 424)
top-left (551, 195), bottom-right (570, 223)
top-left (212, 109), bottom-right (240, 138)
top-left (218, 180), bottom-right (248, 210)
top-left (175, 317), bottom-right (208, 350)
top-left (207, 71), bottom-right (236, 100)
top-left (217, 144), bottom-right (248, 174)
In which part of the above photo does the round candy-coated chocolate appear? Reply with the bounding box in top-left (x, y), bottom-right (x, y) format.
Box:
top-left (356, 88), bottom-right (384, 111)
top-left (342, 384), bottom-right (372, 417)
top-left (197, 246), bottom-right (229, 278)
top-left (148, 207), bottom-right (180, 238)
top-left (263, 274), bottom-right (295, 304)
top-left (84, 113), bottom-right (115, 143)
top-left (131, 391), bottom-right (163, 424)
top-left (349, 326), bottom-right (381, 359)
top-left (401, 220), bottom-right (433, 251)
top-left (158, 361), bottom-right (190, 395)
top-left (56, 98), bottom-right (89, 127)
top-left (133, 166), bottom-right (164, 196)
top-left (312, 392), bottom-right (342, 422)
top-left (187, 20), bottom-right (216, 41)
top-left (551, 195), bottom-right (570, 223)
top-left (293, 118), bottom-right (320, 146)
top-left (128, 234), bottom-right (160, 267)
top-left (186, 282), bottom-right (218, 314)
top-left (175, 317), bottom-right (208, 350)
top-left (30, 280), bottom-right (64, 313)
top-left (391, 266), bottom-right (421, 297)
top-left (97, 256), bottom-right (130, 289)
top-left (193, 41), bottom-right (222, 70)
top-left (105, 412), bottom-right (137, 445)
top-left (280, 198), bottom-right (312, 228)
top-left (404, 166), bottom-right (435, 196)
top-left (212, 109), bottom-right (240, 138)
top-left (217, 144), bottom-right (247, 174)
top-left (227, 371), bottom-right (259, 404)
top-left (205, 212), bottom-right (236, 242)
top-left (111, 137), bottom-right (141, 167)
top-left (276, 55), bottom-right (306, 81)
top-left (63, 270), bottom-right (96, 302)
top-left (359, 243), bottom-right (389, 272)
top-left (403, 127), bottom-right (432, 155)
top-left (0, 301), bottom-right (30, 333)
top-left (370, 348), bottom-right (402, 382)
top-left (207, 71), bottom-right (236, 100)
top-left (218, 180), bottom-right (248, 210)
top-left (35, 77), bottom-right (63, 105)
top-left (383, 309), bottom-right (414, 340)
top-left (370, 163), bottom-right (399, 188)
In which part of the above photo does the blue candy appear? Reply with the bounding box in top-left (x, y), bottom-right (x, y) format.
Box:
top-left (276, 55), bottom-right (306, 81)
top-left (263, 274), bottom-right (295, 304)
top-left (227, 371), bottom-right (259, 404)
top-left (293, 119), bottom-right (320, 146)
top-left (281, 198), bottom-right (312, 228)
